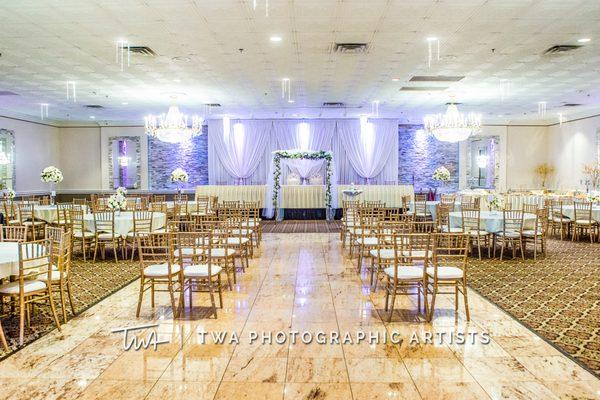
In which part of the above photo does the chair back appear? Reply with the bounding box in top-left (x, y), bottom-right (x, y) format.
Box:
top-left (93, 211), bottom-right (116, 235)
top-left (573, 200), bottom-right (593, 223)
top-left (18, 239), bottom-right (53, 283)
top-left (1, 225), bottom-right (28, 242)
top-left (435, 204), bottom-right (451, 231)
top-left (461, 208), bottom-right (481, 232)
top-left (176, 231), bottom-right (214, 275)
top-left (522, 203), bottom-right (538, 214)
top-left (431, 233), bottom-right (469, 277)
top-left (137, 233), bottom-right (175, 272)
top-left (503, 210), bottom-right (524, 232)
top-left (132, 211), bottom-right (153, 235)
top-left (440, 194), bottom-right (456, 207)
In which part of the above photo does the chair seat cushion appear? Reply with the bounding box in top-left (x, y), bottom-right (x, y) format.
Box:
top-left (426, 266), bottom-right (464, 280)
top-left (369, 249), bottom-right (398, 259)
top-left (183, 264), bottom-right (222, 277)
top-left (468, 229), bottom-right (489, 236)
top-left (351, 228), bottom-right (370, 235)
top-left (153, 228), bottom-right (167, 233)
top-left (38, 270), bottom-right (68, 282)
top-left (384, 266), bottom-right (424, 280)
top-left (551, 217), bottom-right (570, 222)
top-left (230, 229), bottom-right (253, 235)
top-left (8, 219), bottom-right (20, 225)
top-left (355, 237), bottom-right (378, 246)
top-left (23, 221), bottom-right (45, 226)
top-left (226, 237), bottom-right (250, 245)
top-left (98, 232), bottom-right (117, 240)
top-left (203, 248), bottom-right (236, 258)
top-left (73, 230), bottom-right (95, 238)
top-left (497, 231), bottom-right (520, 238)
top-left (143, 263), bottom-right (181, 277)
top-left (402, 250), bottom-right (431, 258)
top-left (522, 229), bottom-right (541, 237)
top-left (441, 226), bottom-right (463, 233)
top-left (575, 219), bottom-right (594, 225)
top-left (0, 280), bottom-right (47, 294)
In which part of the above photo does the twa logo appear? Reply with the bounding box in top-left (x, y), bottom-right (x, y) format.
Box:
top-left (112, 324), bottom-right (170, 351)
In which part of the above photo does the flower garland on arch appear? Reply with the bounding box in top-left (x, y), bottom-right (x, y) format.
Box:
top-left (272, 150), bottom-right (334, 211)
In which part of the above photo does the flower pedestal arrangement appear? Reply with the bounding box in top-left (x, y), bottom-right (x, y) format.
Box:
top-left (170, 168), bottom-right (189, 196)
top-left (108, 193), bottom-right (127, 214)
top-left (40, 166), bottom-right (63, 205)
top-left (431, 166), bottom-right (451, 201)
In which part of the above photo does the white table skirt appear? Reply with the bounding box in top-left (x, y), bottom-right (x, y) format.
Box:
top-left (337, 185), bottom-right (414, 208)
top-left (33, 205), bottom-right (89, 223)
top-left (195, 186), bottom-right (266, 206)
top-left (561, 205), bottom-right (600, 222)
top-left (0, 242), bottom-right (19, 279)
top-left (449, 211), bottom-right (537, 234)
top-left (83, 212), bottom-right (167, 237)
top-left (280, 185), bottom-right (325, 208)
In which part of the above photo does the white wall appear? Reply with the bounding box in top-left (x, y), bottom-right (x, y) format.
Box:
top-left (0, 116), bottom-right (60, 193)
top-left (546, 115), bottom-right (600, 190)
top-left (58, 127), bottom-right (102, 191)
top-left (506, 125), bottom-right (548, 190)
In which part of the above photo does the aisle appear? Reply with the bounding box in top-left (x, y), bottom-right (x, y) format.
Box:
top-left (0, 234), bottom-right (596, 399)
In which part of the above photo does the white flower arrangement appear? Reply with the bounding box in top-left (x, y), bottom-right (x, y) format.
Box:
top-left (432, 166), bottom-right (451, 182)
top-left (3, 189), bottom-right (15, 199)
top-left (116, 186), bottom-right (127, 196)
top-left (107, 193), bottom-right (127, 211)
top-left (488, 194), bottom-right (505, 211)
top-left (586, 193), bottom-right (600, 203)
top-left (40, 166), bottom-right (63, 183)
top-left (170, 168), bottom-right (189, 183)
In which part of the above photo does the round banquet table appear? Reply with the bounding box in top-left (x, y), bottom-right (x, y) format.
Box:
top-left (561, 205), bottom-right (600, 222)
top-left (164, 201), bottom-right (199, 210)
top-left (33, 205), bottom-right (89, 223)
top-left (83, 211), bottom-right (167, 237)
top-left (449, 211), bottom-right (537, 234)
top-left (0, 242), bottom-right (19, 280)
top-left (409, 201), bottom-right (462, 221)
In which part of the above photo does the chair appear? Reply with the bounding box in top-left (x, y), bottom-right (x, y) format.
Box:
top-left (461, 208), bottom-right (491, 259)
top-left (55, 203), bottom-right (73, 228)
top-left (522, 203), bottom-right (538, 215)
top-left (73, 198), bottom-right (87, 206)
top-left (370, 219), bottom-right (413, 290)
top-left (340, 200), bottom-right (359, 248)
top-left (126, 211), bottom-right (154, 260)
top-left (43, 227), bottom-right (76, 323)
top-left (243, 201), bottom-right (262, 248)
top-left (440, 194), bottom-right (456, 209)
top-left (496, 210), bottom-right (524, 260)
top-left (383, 232), bottom-right (430, 322)
top-left (0, 319), bottom-right (7, 351)
top-left (0, 225), bottom-right (28, 242)
top-left (572, 200), bottom-right (597, 243)
top-left (176, 231), bottom-right (224, 318)
top-left (191, 196), bottom-right (210, 217)
top-left (523, 207), bottom-right (548, 260)
top-left (221, 208), bottom-right (251, 273)
top-left (412, 198), bottom-right (432, 222)
top-left (548, 200), bottom-right (571, 240)
top-left (136, 233), bottom-right (180, 317)
top-left (17, 203), bottom-right (45, 240)
top-left (436, 204), bottom-right (462, 234)
top-left (461, 195), bottom-right (480, 209)
top-left (0, 240), bottom-right (62, 345)
top-left (69, 208), bottom-right (95, 261)
top-left (2, 201), bottom-right (20, 226)
top-left (426, 233), bottom-right (470, 322)
top-left (92, 211), bottom-right (120, 262)
top-left (352, 206), bottom-right (383, 272)
top-left (152, 195), bottom-right (166, 203)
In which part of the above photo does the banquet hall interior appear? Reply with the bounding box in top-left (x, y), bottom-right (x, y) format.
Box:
top-left (0, 1), bottom-right (599, 399)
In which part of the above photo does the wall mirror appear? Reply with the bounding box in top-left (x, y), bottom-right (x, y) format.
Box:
top-left (466, 136), bottom-right (499, 189)
top-left (0, 129), bottom-right (15, 190)
top-left (108, 136), bottom-right (141, 189)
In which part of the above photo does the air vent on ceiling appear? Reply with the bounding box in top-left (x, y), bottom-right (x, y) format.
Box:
top-left (409, 76), bottom-right (464, 82)
top-left (205, 103), bottom-right (221, 107)
top-left (562, 103), bottom-right (582, 107)
top-left (333, 43), bottom-right (368, 54)
top-left (84, 104), bottom-right (104, 109)
top-left (124, 46), bottom-right (156, 56)
top-left (0, 91), bottom-right (18, 96)
top-left (399, 87), bottom-right (448, 92)
top-left (322, 102), bottom-right (346, 108)
top-left (543, 45), bottom-right (582, 55)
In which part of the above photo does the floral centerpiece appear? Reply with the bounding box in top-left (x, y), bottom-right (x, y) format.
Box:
top-left (488, 194), bottom-right (505, 211)
top-left (40, 166), bottom-right (63, 204)
top-left (534, 163), bottom-right (555, 189)
top-left (582, 164), bottom-right (600, 190)
top-left (432, 166), bottom-right (451, 183)
top-left (586, 193), bottom-right (600, 203)
top-left (2, 188), bottom-right (15, 199)
top-left (170, 168), bottom-right (189, 194)
top-left (116, 186), bottom-right (127, 196)
top-left (107, 193), bottom-right (127, 211)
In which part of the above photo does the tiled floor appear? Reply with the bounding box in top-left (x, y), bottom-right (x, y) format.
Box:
top-left (0, 233), bottom-right (598, 399)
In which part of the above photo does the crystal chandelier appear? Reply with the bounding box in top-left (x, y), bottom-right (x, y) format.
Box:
top-left (424, 103), bottom-right (481, 143)
top-left (144, 105), bottom-right (202, 144)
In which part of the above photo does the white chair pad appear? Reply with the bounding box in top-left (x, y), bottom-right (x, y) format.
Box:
top-left (143, 263), bottom-right (181, 277)
top-left (355, 237), bottom-right (378, 246)
top-left (0, 280), bottom-right (47, 294)
top-left (184, 264), bottom-right (222, 277)
top-left (441, 226), bottom-right (464, 233)
top-left (384, 266), bottom-right (424, 280)
top-left (23, 221), bottom-right (45, 226)
top-left (426, 266), bottom-right (464, 280)
top-left (497, 231), bottom-right (521, 238)
top-left (230, 229), bottom-right (253, 235)
top-left (352, 228), bottom-right (370, 235)
top-left (153, 228), bottom-right (167, 233)
top-left (468, 230), bottom-right (490, 236)
top-left (402, 250), bottom-right (431, 258)
top-left (369, 249), bottom-right (398, 259)
top-left (73, 230), bottom-right (95, 238)
top-left (226, 237), bottom-right (250, 245)
top-left (38, 270), bottom-right (68, 282)
top-left (202, 248), bottom-right (236, 257)
top-left (98, 232), bottom-right (117, 240)
top-left (574, 219), bottom-right (594, 225)
top-left (551, 217), bottom-right (570, 222)
top-left (522, 230), bottom-right (541, 237)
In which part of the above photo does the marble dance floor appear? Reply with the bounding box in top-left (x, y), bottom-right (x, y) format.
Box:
top-left (0, 233), bottom-right (598, 399)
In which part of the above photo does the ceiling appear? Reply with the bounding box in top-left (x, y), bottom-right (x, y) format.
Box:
top-left (0, 0), bottom-right (599, 126)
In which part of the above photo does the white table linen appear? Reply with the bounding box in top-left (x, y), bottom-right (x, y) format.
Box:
top-left (195, 186), bottom-right (266, 206)
top-left (561, 205), bottom-right (600, 222)
top-left (83, 212), bottom-right (167, 237)
top-left (280, 185), bottom-right (325, 208)
top-left (33, 205), bottom-right (89, 223)
top-left (449, 211), bottom-right (536, 234)
top-left (0, 242), bottom-right (19, 279)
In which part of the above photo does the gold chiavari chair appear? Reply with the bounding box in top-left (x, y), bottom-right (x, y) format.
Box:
top-left (414, 193), bottom-right (427, 202)
top-left (43, 227), bottom-right (75, 322)
top-left (222, 200), bottom-right (240, 209)
top-left (17, 203), bottom-right (45, 240)
top-left (69, 208), bottom-right (95, 261)
top-left (191, 196), bottom-right (210, 217)
top-left (523, 207), bottom-right (548, 260)
top-left (174, 193), bottom-right (189, 202)
top-left (0, 225), bottom-right (28, 242)
top-left (352, 205), bottom-right (383, 273)
top-left (136, 233), bottom-right (180, 317)
top-left (522, 203), bottom-right (538, 214)
top-left (73, 198), bottom-right (87, 206)
top-left (436, 204), bottom-right (462, 234)
top-left (496, 210), bottom-right (524, 260)
top-left (370, 219), bottom-right (413, 290)
top-left (461, 208), bottom-right (491, 259)
top-left (176, 231), bottom-right (224, 317)
top-left (139, 196), bottom-right (150, 210)
top-left (412, 197), bottom-right (432, 222)
top-left (92, 211), bottom-right (120, 262)
top-left (3, 201), bottom-right (20, 226)
top-left (244, 201), bottom-right (262, 247)
top-left (197, 217), bottom-right (236, 290)
top-left (39, 196), bottom-right (51, 205)
top-left (572, 200), bottom-right (597, 243)
top-left (0, 239), bottom-right (62, 345)
top-left (174, 198), bottom-right (190, 221)
top-left (126, 211), bottom-right (154, 260)
top-left (548, 200), bottom-right (571, 240)
top-left (221, 208), bottom-right (251, 273)
top-left (401, 195), bottom-right (412, 214)
top-left (168, 219), bottom-right (197, 233)
top-left (461, 195), bottom-right (480, 209)
top-left (383, 232), bottom-right (430, 322)
top-left (55, 203), bottom-right (73, 228)
top-left (340, 200), bottom-right (359, 248)
top-left (152, 194), bottom-right (166, 203)
top-left (426, 233), bottom-right (470, 322)
top-left (0, 318), bottom-right (7, 351)
top-left (150, 201), bottom-right (168, 215)
top-left (440, 194), bottom-right (456, 209)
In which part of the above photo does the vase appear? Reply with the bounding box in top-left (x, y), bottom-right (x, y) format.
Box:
top-left (49, 183), bottom-right (56, 205)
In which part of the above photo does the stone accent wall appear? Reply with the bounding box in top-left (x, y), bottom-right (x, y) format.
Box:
top-left (148, 125), bottom-right (209, 189)
top-left (398, 124), bottom-right (459, 193)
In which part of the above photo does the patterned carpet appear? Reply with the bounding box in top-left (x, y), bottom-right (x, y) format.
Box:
top-left (262, 220), bottom-right (341, 233)
top-left (0, 251), bottom-right (139, 360)
top-left (468, 239), bottom-right (600, 378)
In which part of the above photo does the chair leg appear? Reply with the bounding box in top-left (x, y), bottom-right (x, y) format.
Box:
top-left (136, 277), bottom-right (145, 317)
top-left (462, 280), bottom-right (470, 321)
top-left (217, 274), bottom-right (224, 308)
top-left (0, 320), bottom-right (8, 351)
top-left (19, 297), bottom-right (25, 346)
top-left (387, 289), bottom-right (396, 323)
top-left (208, 278), bottom-right (217, 318)
top-left (59, 282), bottom-right (68, 323)
top-left (47, 289), bottom-right (62, 333)
top-left (66, 280), bottom-right (76, 315)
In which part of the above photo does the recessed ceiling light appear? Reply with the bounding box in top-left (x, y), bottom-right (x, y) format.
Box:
top-left (577, 38), bottom-right (591, 43)
top-left (121, 102), bottom-right (128, 105)
top-left (426, 37), bottom-right (438, 42)
top-left (270, 35), bottom-right (282, 42)
top-left (89, 116), bottom-right (95, 119)
top-left (392, 78), bottom-right (400, 82)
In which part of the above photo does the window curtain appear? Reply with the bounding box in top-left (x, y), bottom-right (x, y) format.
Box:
top-left (208, 119), bottom-right (273, 185)
top-left (335, 119), bottom-right (398, 184)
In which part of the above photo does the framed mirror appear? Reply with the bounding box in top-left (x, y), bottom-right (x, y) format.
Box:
top-left (466, 136), bottom-right (499, 189)
top-left (108, 136), bottom-right (141, 189)
top-left (0, 129), bottom-right (15, 190)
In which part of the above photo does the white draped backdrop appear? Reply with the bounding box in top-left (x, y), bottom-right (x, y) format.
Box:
top-left (208, 118), bottom-right (399, 186)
